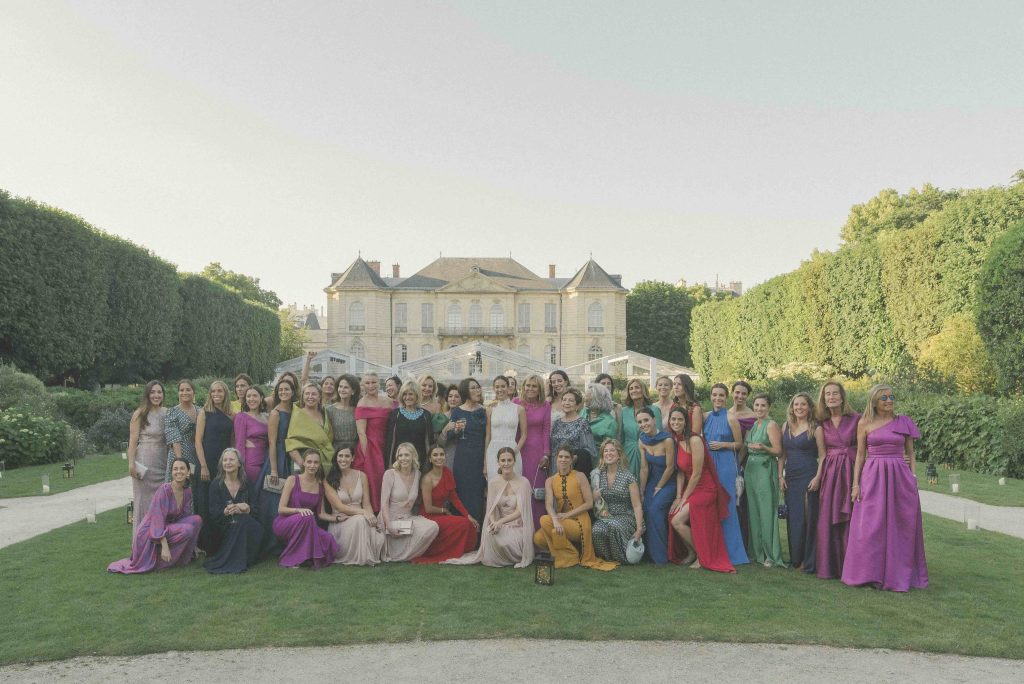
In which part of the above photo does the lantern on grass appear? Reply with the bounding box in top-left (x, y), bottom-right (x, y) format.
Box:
top-left (62, 461), bottom-right (75, 479)
top-left (949, 473), bottom-right (961, 494)
top-left (120, 441), bottom-right (129, 460)
top-left (0, 460), bottom-right (5, 480)
top-left (963, 502), bottom-right (980, 531)
top-left (126, 501), bottom-right (134, 525)
top-left (926, 463), bottom-right (939, 485)
top-left (534, 553), bottom-right (554, 586)
top-left (41, 474), bottom-right (50, 494)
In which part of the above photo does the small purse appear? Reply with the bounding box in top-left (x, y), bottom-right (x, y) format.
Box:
top-left (735, 474), bottom-right (745, 498)
top-left (590, 469), bottom-right (608, 518)
top-left (532, 464), bottom-right (547, 501)
top-left (625, 537), bottom-right (645, 565)
top-left (393, 519), bottom-right (413, 535)
top-left (263, 474), bottom-right (286, 494)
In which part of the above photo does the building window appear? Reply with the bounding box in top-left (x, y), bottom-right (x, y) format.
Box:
top-left (421, 303), bottom-right (434, 332)
top-left (544, 303), bottom-right (557, 332)
top-left (396, 343), bottom-right (408, 363)
top-left (546, 343), bottom-right (557, 365)
top-left (348, 301), bottom-right (365, 332)
top-left (469, 303), bottom-right (483, 328)
top-left (517, 303), bottom-right (530, 332)
top-left (447, 303), bottom-right (462, 329)
top-left (394, 303), bottom-right (407, 333)
top-left (517, 342), bottom-right (531, 357)
top-left (349, 340), bottom-right (366, 373)
top-left (588, 344), bottom-right (603, 361)
top-left (588, 302), bottom-right (604, 332)
top-left (420, 343), bottom-right (434, 357)
top-left (489, 304), bottom-right (504, 332)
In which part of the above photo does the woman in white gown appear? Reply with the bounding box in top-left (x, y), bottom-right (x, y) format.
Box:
top-left (484, 376), bottom-right (527, 478)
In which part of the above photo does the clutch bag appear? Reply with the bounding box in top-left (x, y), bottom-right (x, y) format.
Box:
top-left (393, 519), bottom-right (413, 535)
top-left (263, 474), bottom-right (285, 494)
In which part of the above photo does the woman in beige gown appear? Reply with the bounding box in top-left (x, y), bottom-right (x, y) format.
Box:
top-left (323, 446), bottom-right (385, 566)
top-left (128, 381), bottom-right (168, 534)
top-left (447, 447), bottom-right (535, 568)
top-left (378, 443), bottom-right (439, 562)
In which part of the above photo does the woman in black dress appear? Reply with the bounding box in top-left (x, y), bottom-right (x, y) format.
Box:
top-left (384, 380), bottom-right (434, 471)
top-left (203, 448), bottom-right (264, 573)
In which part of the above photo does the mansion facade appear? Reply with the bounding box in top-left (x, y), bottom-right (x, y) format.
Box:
top-left (316, 257), bottom-right (627, 369)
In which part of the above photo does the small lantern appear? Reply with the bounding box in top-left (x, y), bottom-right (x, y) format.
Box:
top-left (926, 463), bottom-right (939, 485)
top-left (120, 441), bottom-right (129, 460)
top-left (62, 461), bottom-right (75, 479)
top-left (534, 553), bottom-right (554, 586)
top-left (41, 474), bottom-right (50, 495)
top-left (126, 501), bottom-right (134, 525)
top-left (964, 502), bottom-right (980, 531)
top-left (999, 477), bottom-right (1007, 486)
top-left (949, 473), bottom-right (960, 494)
top-left (86, 499), bottom-right (97, 524)
top-left (0, 460), bottom-right (6, 480)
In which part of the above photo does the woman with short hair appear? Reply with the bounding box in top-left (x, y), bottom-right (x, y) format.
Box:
top-left (584, 383), bottom-right (619, 448)
top-left (385, 380), bottom-right (434, 471)
top-left (549, 388), bottom-right (596, 475)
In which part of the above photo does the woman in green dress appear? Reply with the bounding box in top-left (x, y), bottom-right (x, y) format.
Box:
top-left (744, 393), bottom-right (784, 567)
top-left (621, 378), bottom-right (661, 479)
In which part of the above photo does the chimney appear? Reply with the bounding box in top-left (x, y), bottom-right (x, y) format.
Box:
top-left (548, 264), bottom-right (556, 278)
top-left (392, 263), bottom-right (400, 278)
top-left (367, 260), bottom-right (381, 276)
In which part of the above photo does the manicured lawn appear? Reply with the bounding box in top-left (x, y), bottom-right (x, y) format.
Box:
top-left (0, 511), bottom-right (1021, 665)
top-left (0, 453), bottom-right (126, 499)
top-left (915, 462), bottom-right (1023, 507)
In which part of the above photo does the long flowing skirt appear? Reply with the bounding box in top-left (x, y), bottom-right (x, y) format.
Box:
top-left (203, 515), bottom-right (264, 574)
top-left (816, 451), bottom-right (854, 579)
top-left (413, 514), bottom-right (477, 564)
top-left (643, 484), bottom-right (676, 564)
top-left (746, 453), bottom-right (784, 566)
top-left (272, 513), bottom-right (338, 569)
top-left (785, 454), bottom-right (819, 572)
top-left (108, 516), bottom-right (202, 574)
top-left (667, 489), bottom-right (735, 573)
top-left (328, 515), bottom-right (385, 566)
top-left (710, 449), bottom-right (749, 565)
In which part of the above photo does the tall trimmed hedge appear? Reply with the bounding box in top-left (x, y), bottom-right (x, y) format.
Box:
top-left (0, 190), bottom-right (278, 383)
top-left (976, 219), bottom-right (1024, 394)
top-left (691, 179), bottom-right (1024, 387)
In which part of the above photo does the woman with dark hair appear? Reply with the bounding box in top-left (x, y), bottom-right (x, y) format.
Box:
top-left (109, 457), bottom-right (202, 574)
top-left (621, 378), bottom-right (661, 479)
top-left (637, 406), bottom-right (676, 564)
top-left (814, 381), bottom-right (860, 579)
top-left (450, 377), bottom-right (488, 523)
top-left (547, 370), bottom-right (571, 423)
top-left (273, 449), bottom-right (338, 568)
top-left (703, 383), bottom-right (749, 566)
top-left (729, 380), bottom-right (756, 550)
top-left (414, 445), bottom-right (479, 563)
top-left (484, 375), bottom-right (527, 478)
top-left (234, 386), bottom-right (269, 485)
top-left (745, 394), bottom-right (784, 568)
top-left (257, 377), bottom-right (295, 556)
top-left (781, 392), bottom-right (823, 572)
top-left (355, 372), bottom-right (393, 512)
top-left (437, 384), bottom-right (462, 470)
top-left (506, 375), bottom-right (519, 400)
top-left (203, 448), bottom-right (264, 574)
top-left (843, 385), bottom-right (927, 592)
top-left (667, 407), bottom-right (734, 573)
top-left (672, 374), bottom-right (703, 437)
top-left (384, 375), bottom-right (402, 407)
top-left (231, 374), bottom-right (253, 413)
top-left (127, 381), bottom-right (167, 533)
top-left (549, 388), bottom-right (596, 475)
top-left (327, 374), bottom-right (360, 457)
top-left (324, 446), bottom-right (384, 566)
top-left (385, 380), bottom-right (434, 471)
top-left (164, 379), bottom-right (200, 483)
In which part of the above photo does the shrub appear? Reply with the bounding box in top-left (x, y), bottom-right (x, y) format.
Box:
top-left (86, 408), bottom-right (134, 453)
top-left (0, 363), bottom-right (52, 415)
top-left (997, 400), bottom-right (1024, 478)
top-left (0, 408), bottom-right (67, 468)
top-left (50, 389), bottom-right (137, 432)
top-left (900, 394), bottom-right (1007, 475)
top-left (916, 313), bottom-right (996, 394)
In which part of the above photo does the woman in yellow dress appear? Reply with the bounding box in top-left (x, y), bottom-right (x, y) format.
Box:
top-left (533, 444), bottom-right (616, 570)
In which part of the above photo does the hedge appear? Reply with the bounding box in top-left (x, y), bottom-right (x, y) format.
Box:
top-left (0, 190), bottom-right (279, 384)
top-left (975, 219), bottom-right (1024, 394)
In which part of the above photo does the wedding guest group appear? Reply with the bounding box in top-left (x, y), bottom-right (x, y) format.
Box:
top-left (110, 368), bottom-right (927, 592)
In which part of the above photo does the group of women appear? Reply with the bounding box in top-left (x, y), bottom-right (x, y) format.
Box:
top-left (109, 366), bottom-right (928, 592)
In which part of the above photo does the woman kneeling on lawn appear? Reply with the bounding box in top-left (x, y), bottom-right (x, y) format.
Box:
top-left (109, 457), bottom-right (202, 574)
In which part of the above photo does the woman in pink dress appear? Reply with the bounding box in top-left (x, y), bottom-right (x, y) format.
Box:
top-left (842, 384), bottom-right (927, 592)
top-left (109, 457), bottom-right (202, 574)
top-left (324, 446), bottom-right (385, 566)
top-left (514, 374), bottom-right (551, 528)
top-left (379, 443), bottom-right (439, 562)
top-left (273, 450), bottom-right (338, 568)
top-left (813, 381), bottom-right (860, 579)
top-left (234, 386), bottom-right (269, 484)
top-left (355, 372), bottom-right (393, 512)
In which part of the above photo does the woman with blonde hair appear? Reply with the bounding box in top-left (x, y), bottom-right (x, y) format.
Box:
top-left (621, 378), bottom-right (661, 478)
top-left (378, 443), bottom-right (439, 562)
top-left (285, 382), bottom-right (334, 475)
top-left (384, 380), bottom-right (434, 471)
top-left (513, 373), bottom-right (551, 528)
top-left (590, 439), bottom-right (643, 565)
top-left (842, 385), bottom-right (927, 592)
top-left (780, 392), bottom-right (824, 572)
top-left (355, 372), bottom-right (393, 512)
top-left (812, 381), bottom-right (860, 579)
top-left (195, 379), bottom-right (234, 550)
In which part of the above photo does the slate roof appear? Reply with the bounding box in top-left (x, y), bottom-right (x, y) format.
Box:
top-left (326, 257), bottom-right (390, 290)
top-left (564, 259), bottom-right (627, 291)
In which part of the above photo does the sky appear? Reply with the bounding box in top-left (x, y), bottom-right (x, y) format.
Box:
top-left (2, 1), bottom-right (1022, 309)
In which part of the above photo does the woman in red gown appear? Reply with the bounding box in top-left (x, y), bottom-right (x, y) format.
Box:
top-left (667, 406), bottom-right (735, 573)
top-left (414, 445), bottom-right (480, 563)
top-left (355, 372), bottom-right (393, 513)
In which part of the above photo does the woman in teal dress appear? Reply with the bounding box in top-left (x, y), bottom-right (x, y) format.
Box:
top-left (744, 394), bottom-right (784, 567)
top-left (621, 378), bottom-right (661, 479)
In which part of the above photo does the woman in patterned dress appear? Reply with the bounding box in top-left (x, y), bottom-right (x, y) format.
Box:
top-left (164, 379), bottom-right (200, 481)
top-left (548, 388), bottom-right (596, 475)
top-left (591, 439), bottom-right (644, 564)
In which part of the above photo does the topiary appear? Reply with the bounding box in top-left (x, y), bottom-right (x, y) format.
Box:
top-left (0, 363), bottom-right (53, 415)
top-left (86, 407), bottom-right (134, 453)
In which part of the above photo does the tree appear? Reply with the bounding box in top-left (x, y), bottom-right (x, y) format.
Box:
top-left (626, 281), bottom-right (695, 366)
top-left (278, 309), bottom-right (308, 362)
top-left (840, 183), bottom-right (960, 244)
top-left (975, 219), bottom-right (1024, 394)
top-left (201, 262), bottom-right (282, 309)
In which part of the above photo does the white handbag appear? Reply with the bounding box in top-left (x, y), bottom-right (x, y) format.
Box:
top-left (625, 537), bottom-right (645, 564)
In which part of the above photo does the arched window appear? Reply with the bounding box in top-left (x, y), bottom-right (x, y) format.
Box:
top-left (469, 303), bottom-right (483, 328)
top-left (396, 343), bottom-right (408, 363)
top-left (348, 301), bottom-right (365, 331)
top-left (447, 303), bottom-right (462, 330)
top-left (517, 342), bottom-right (531, 357)
top-left (588, 344), bottom-right (603, 361)
top-left (420, 343), bottom-right (434, 357)
top-left (587, 301), bottom-right (603, 332)
top-left (349, 339), bottom-right (366, 373)
top-left (489, 304), bottom-right (504, 332)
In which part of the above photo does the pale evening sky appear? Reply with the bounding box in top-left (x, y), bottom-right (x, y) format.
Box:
top-left (2, 1), bottom-right (1022, 309)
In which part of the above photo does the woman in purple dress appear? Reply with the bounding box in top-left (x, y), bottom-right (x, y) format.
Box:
top-left (109, 457), bottom-right (202, 574)
top-left (842, 385), bottom-right (927, 592)
top-left (234, 386), bottom-right (269, 484)
top-left (812, 381), bottom-right (860, 579)
top-left (514, 374), bottom-right (551, 528)
top-left (272, 449), bottom-right (338, 568)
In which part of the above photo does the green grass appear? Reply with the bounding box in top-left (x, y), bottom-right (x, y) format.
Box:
top-left (0, 511), bottom-right (1021, 665)
top-left (916, 462), bottom-right (1024, 507)
top-left (0, 453), bottom-right (127, 499)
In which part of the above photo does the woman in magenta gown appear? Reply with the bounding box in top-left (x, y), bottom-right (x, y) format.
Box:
top-left (813, 381), bottom-right (860, 579)
top-left (355, 372), bottom-right (393, 512)
top-left (414, 446), bottom-right (480, 563)
top-left (842, 385), bottom-right (927, 592)
top-left (514, 374), bottom-right (551, 528)
top-left (109, 458), bottom-right (202, 574)
top-left (272, 450), bottom-right (338, 568)
top-left (667, 407), bottom-right (734, 573)
top-left (234, 386), bottom-right (269, 485)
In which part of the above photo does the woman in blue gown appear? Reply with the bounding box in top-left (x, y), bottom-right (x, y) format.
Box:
top-left (637, 407), bottom-right (676, 564)
top-left (450, 378), bottom-right (488, 523)
top-left (703, 383), bottom-right (749, 566)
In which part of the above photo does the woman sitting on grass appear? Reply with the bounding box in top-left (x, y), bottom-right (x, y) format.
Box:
top-left (203, 448), bottom-right (264, 574)
top-left (273, 449), bottom-right (338, 569)
top-left (109, 457), bottom-right (202, 574)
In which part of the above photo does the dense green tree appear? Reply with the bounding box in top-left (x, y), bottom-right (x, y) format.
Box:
top-left (976, 219), bottom-right (1024, 394)
top-left (278, 310), bottom-right (308, 362)
top-left (201, 262), bottom-right (282, 309)
top-left (840, 183), bottom-right (960, 244)
top-left (626, 281), bottom-right (695, 366)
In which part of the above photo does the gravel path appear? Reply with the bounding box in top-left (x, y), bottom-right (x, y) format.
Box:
top-left (2, 640), bottom-right (1021, 682)
top-left (0, 477), bottom-right (130, 549)
top-left (918, 490), bottom-right (1024, 538)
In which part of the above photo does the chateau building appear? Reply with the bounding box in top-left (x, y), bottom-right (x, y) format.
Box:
top-left (320, 257), bottom-right (627, 368)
